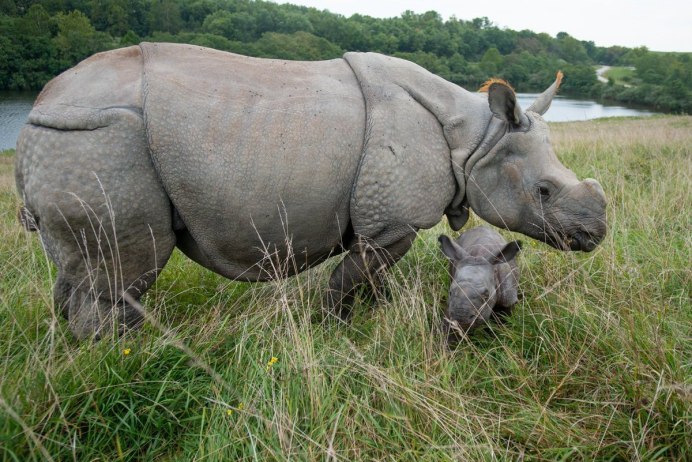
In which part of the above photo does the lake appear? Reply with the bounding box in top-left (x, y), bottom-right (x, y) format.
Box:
top-left (1, 92), bottom-right (35, 151)
top-left (1, 91), bottom-right (658, 151)
top-left (516, 93), bottom-right (658, 122)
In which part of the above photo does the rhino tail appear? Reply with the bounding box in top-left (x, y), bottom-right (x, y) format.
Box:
top-left (18, 206), bottom-right (38, 232)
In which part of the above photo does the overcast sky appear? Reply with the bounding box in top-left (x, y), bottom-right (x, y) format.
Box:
top-left (275, 0), bottom-right (691, 52)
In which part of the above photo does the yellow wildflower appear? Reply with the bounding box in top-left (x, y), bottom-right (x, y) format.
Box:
top-left (227, 403), bottom-right (243, 416)
top-left (123, 348), bottom-right (131, 356)
top-left (266, 356), bottom-right (279, 371)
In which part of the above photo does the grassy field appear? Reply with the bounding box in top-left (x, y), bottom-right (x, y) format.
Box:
top-left (603, 67), bottom-right (636, 86)
top-left (1, 116), bottom-right (690, 461)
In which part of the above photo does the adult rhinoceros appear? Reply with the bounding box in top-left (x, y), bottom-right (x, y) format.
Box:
top-left (15, 43), bottom-right (607, 339)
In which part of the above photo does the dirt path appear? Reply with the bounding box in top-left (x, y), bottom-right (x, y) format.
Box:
top-left (596, 65), bottom-right (611, 83)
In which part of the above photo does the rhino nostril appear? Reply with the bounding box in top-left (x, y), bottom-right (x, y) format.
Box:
top-left (583, 178), bottom-right (606, 202)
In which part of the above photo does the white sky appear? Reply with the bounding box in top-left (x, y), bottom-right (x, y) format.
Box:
top-left (276, 0), bottom-right (692, 52)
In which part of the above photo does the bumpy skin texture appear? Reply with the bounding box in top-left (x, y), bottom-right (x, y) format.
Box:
top-left (15, 44), bottom-right (608, 339)
top-left (16, 47), bottom-right (175, 339)
top-left (141, 44), bottom-right (365, 280)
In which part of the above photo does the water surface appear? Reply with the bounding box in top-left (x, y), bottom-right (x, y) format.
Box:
top-left (0, 92), bottom-right (35, 151)
top-left (517, 93), bottom-right (657, 122)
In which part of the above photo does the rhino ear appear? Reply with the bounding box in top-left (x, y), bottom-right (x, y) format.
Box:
top-left (527, 71), bottom-right (564, 115)
top-left (438, 235), bottom-right (465, 260)
top-left (490, 240), bottom-right (522, 265)
top-left (485, 81), bottom-right (523, 127)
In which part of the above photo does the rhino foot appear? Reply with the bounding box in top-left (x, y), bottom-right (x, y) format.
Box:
top-left (65, 288), bottom-right (144, 341)
top-left (322, 288), bottom-right (356, 322)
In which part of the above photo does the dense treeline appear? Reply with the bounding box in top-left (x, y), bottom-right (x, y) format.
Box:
top-left (1, 0), bottom-right (690, 112)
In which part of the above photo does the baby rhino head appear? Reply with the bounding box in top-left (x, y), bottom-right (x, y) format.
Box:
top-left (438, 234), bottom-right (522, 337)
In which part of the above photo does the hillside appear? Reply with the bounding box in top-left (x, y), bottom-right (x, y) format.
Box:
top-left (1, 0), bottom-right (690, 112)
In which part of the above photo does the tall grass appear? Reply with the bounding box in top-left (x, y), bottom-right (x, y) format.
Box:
top-left (1, 116), bottom-right (690, 461)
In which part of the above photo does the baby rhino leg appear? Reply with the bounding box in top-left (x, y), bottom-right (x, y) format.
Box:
top-left (17, 110), bottom-right (175, 340)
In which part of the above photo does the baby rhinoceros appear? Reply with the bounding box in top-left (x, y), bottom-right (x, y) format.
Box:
top-left (438, 227), bottom-right (522, 336)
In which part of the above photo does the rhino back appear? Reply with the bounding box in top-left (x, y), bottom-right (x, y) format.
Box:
top-left (26, 46), bottom-right (143, 130)
top-left (140, 43), bottom-right (365, 278)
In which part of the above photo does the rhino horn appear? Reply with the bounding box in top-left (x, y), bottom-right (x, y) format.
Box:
top-left (527, 71), bottom-right (564, 115)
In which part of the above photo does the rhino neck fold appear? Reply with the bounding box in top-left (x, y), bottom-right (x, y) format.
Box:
top-left (343, 52), bottom-right (506, 233)
top-left (343, 52), bottom-right (468, 241)
top-left (463, 117), bottom-right (509, 182)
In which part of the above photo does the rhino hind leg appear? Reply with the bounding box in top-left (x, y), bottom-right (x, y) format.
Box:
top-left (16, 110), bottom-right (175, 340)
top-left (324, 233), bottom-right (416, 320)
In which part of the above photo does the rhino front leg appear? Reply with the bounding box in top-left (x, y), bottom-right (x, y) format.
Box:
top-left (325, 233), bottom-right (416, 320)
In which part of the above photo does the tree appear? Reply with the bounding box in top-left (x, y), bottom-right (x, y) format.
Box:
top-left (90, 0), bottom-right (129, 36)
top-left (188, 33), bottom-right (233, 52)
top-left (0, 35), bottom-right (20, 88)
top-left (253, 31), bottom-right (342, 61)
top-left (17, 3), bottom-right (52, 37)
top-left (370, 32), bottom-right (398, 54)
top-left (274, 11), bottom-right (313, 35)
top-left (635, 52), bottom-right (670, 84)
top-left (52, 10), bottom-right (110, 64)
top-left (202, 10), bottom-right (261, 42)
top-left (181, 0), bottom-right (219, 29)
top-left (480, 47), bottom-right (502, 75)
top-left (483, 27), bottom-right (516, 55)
top-left (0, 0), bottom-right (687, 114)
top-left (394, 51), bottom-right (450, 78)
top-left (120, 29), bottom-right (140, 46)
top-left (148, 0), bottom-right (182, 34)
top-left (556, 33), bottom-right (589, 63)
top-left (560, 63), bottom-right (598, 94)
top-left (0, 0), bottom-right (17, 15)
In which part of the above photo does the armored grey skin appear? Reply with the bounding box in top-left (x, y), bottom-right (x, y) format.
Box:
top-left (439, 227), bottom-right (522, 339)
top-left (15, 43), bottom-right (607, 340)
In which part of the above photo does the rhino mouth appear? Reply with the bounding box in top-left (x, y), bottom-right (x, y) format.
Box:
top-left (442, 317), bottom-right (466, 346)
top-left (544, 230), bottom-right (600, 252)
top-left (569, 231), bottom-right (601, 252)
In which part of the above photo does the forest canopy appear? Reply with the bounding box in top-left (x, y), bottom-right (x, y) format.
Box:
top-left (1, 0), bottom-right (690, 112)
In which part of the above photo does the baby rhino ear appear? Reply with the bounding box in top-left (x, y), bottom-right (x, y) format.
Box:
top-left (480, 79), bottom-right (523, 127)
top-left (438, 235), bottom-right (464, 260)
top-left (490, 240), bottom-right (522, 265)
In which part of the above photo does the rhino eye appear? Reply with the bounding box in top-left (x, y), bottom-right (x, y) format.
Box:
top-left (537, 185), bottom-right (551, 200)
